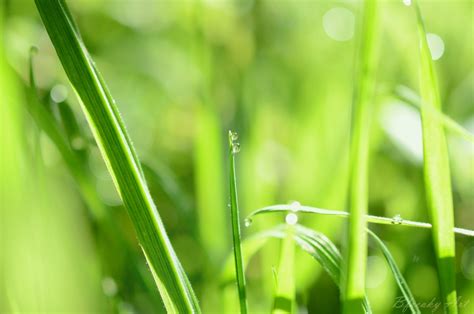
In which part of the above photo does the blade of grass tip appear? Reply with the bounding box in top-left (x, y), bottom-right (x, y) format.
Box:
top-left (343, 0), bottom-right (378, 312)
top-left (246, 204), bottom-right (474, 237)
top-left (228, 130), bottom-right (248, 314)
top-left (395, 85), bottom-right (474, 143)
top-left (272, 222), bottom-right (296, 314)
top-left (34, 1), bottom-right (199, 312)
top-left (412, 1), bottom-right (457, 312)
top-left (368, 230), bottom-right (420, 314)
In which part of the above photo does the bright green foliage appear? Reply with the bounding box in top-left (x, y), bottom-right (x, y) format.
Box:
top-left (33, 0), bottom-right (199, 312)
top-left (343, 0), bottom-right (378, 312)
top-left (412, 1), bottom-right (457, 312)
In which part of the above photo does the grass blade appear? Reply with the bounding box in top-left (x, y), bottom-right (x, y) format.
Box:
top-left (228, 130), bottom-right (248, 314)
top-left (220, 225), bottom-right (371, 313)
top-left (291, 225), bottom-right (372, 313)
top-left (412, 1), bottom-right (458, 312)
top-left (368, 230), bottom-right (420, 314)
top-left (343, 0), bottom-right (378, 311)
top-left (34, 1), bottom-right (199, 312)
top-left (246, 204), bottom-right (474, 237)
top-left (272, 224), bottom-right (296, 314)
top-left (395, 85), bottom-right (474, 143)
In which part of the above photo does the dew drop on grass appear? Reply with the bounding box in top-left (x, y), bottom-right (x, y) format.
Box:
top-left (244, 218), bottom-right (252, 227)
top-left (285, 213), bottom-right (298, 225)
top-left (290, 201), bottom-right (301, 212)
top-left (402, 0), bottom-right (412, 6)
top-left (392, 214), bottom-right (403, 224)
top-left (232, 142), bottom-right (241, 154)
top-left (230, 131), bottom-right (239, 142)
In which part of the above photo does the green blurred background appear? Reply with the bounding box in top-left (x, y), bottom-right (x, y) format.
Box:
top-left (0, 0), bottom-right (472, 313)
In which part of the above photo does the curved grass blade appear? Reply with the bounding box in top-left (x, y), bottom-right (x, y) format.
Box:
top-left (228, 131), bottom-right (248, 314)
top-left (412, 1), bottom-right (457, 312)
top-left (344, 0), bottom-right (378, 311)
top-left (368, 230), bottom-right (420, 314)
top-left (272, 225), bottom-right (295, 314)
top-left (395, 85), bottom-right (474, 143)
top-left (220, 225), bottom-right (371, 313)
top-left (33, 1), bottom-right (199, 312)
top-left (246, 204), bottom-right (474, 237)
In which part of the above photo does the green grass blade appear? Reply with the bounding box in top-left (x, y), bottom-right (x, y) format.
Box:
top-left (412, 1), bottom-right (458, 312)
top-left (272, 225), bottom-right (296, 314)
top-left (368, 230), bottom-right (420, 314)
top-left (344, 0), bottom-right (378, 312)
top-left (34, 1), bottom-right (200, 312)
top-left (246, 204), bottom-right (474, 237)
top-left (291, 226), bottom-right (372, 313)
top-left (395, 85), bottom-right (474, 143)
top-left (228, 131), bottom-right (248, 314)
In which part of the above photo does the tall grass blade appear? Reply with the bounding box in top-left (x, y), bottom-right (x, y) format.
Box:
top-left (368, 230), bottom-right (420, 314)
top-left (412, 1), bottom-right (457, 312)
top-left (34, 1), bottom-right (199, 312)
top-left (228, 131), bottom-right (248, 314)
top-left (272, 224), bottom-right (295, 314)
top-left (246, 204), bottom-right (474, 237)
top-left (343, 0), bottom-right (378, 311)
top-left (395, 85), bottom-right (474, 143)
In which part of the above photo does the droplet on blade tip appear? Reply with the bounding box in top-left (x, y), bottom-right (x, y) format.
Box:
top-left (232, 142), bottom-right (241, 154)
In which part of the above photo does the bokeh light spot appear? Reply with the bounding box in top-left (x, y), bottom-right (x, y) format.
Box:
top-left (427, 33), bottom-right (445, 60)
top-left (323, 8), bottom-right (355, 42)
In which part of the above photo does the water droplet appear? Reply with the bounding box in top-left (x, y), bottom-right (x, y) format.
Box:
top-left (230, 131), bottom-right (239, 142)
top-left (232, 142), bottom-right (241, 154)
top-left (227, 203), bottom-right (231, 208)
top-left (285, 213), bottom-right (298, 225)
top-left (290, 201), bottom-right (301, 212)
top-left (244, 218), bottom-right (252, 227)
top-left (402, 0), bottom-right (412, 6)
top-left (392, 214), bottom-right (403, 224)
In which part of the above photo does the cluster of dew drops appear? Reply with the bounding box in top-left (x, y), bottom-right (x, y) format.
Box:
top-left (229, 131), bottom-right (240, 154)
